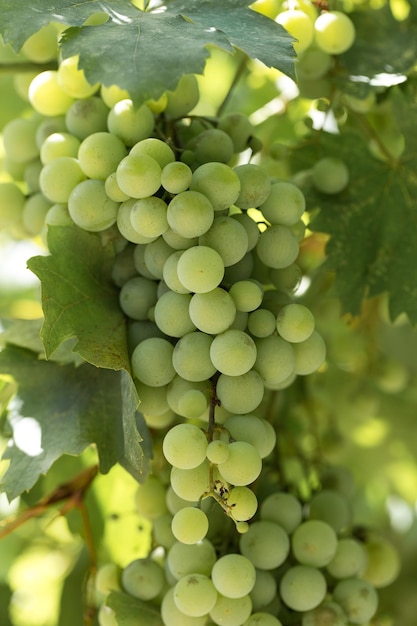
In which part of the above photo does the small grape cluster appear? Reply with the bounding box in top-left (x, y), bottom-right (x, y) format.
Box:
top-left (97, 473), bottom-right (399, 626)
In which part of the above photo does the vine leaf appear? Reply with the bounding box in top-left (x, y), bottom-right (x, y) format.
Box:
top-left (27, 225), bottom-right (129, 371)
top-left (0, 0), bottom-right (296, 104)
top-left (291, 88), bottom-right (417, 325)
top-left (106, 591), bottom-right (164, 626)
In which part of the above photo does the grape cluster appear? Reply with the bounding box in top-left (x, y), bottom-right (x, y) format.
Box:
top-left (98, 473), bottom-right (399, 626)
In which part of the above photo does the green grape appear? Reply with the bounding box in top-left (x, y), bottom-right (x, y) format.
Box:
top-left (163, 228), bottom-right (198, 250)
top-left (231, 212), bottom-right (260, 251)
top-left (216, 370), bottom-right (264, 414)
top-left (192, 128), bottom-right (234, 164)
top-left (135, 474), bottom-right (168, 520)
top-left (162, 423), bottom-right (208, 470)
top-left (178, 389), bottom-right (209, 419)
top-left (44, 203), bottom-right (73, 227)
top-left (226, 486), bottom-right (258, 521)
top-left (144, 236), bottom-right (176, 278)
top-left (21, 24), bottom-right (58, 63)
top-left (121, 557), bottom-right (165, 601)
top-left (206, 439), bottom-right (230, 464)
top-left (170, 459), bottom-right (211, 501)
top-left (130, 137), bottom-right (175, 169)
top-left (247, 309), bottom-right (276, 338)
top-left (171, 506), bottom-right (209, 544)
top-left (333, 578), bottom-right (378, 623)
top-left (118, 275), bottom-right (157, 320)
top-left (154, 291), bottom-right (195, 337)
top-left (276, 9), bottom-right (314, 54)
top-left (135, 381), bottom-right (169, 417)
top-left (362, 535), bottom-right (400, 588)
top-left (276, 303), bottom-right (315, 343)
top-left (301, 601), bottom-right (347, 626)
top-left (105, 172), bottom-right (130, 202)
top-left (312, 157), bottom-right (349, 194)
top-left (40, 157), bottom-right (87, 203)
top-left (296, 47), bottom-right (333, 80)
top-left (249, 570), bottom-right (277, 612)
top-left (210, 593), bottom-right (252, 626)
top-left (259, 181), bottom-right (306, 226)
top-left (65, 97), bottom-right (109, 140)
top-left (28, 70), bottom-right (74, 116)
top-left (129, 196), bottom-right (168, 238)
top-left (22, 192), bottom-right (52, 236)
top-left (174, 573), bottom-right (218, 617)
top-left (176, 245), bottom-right (224, 293)
top-left (166, 376), bottom-right (210, 417)
top-left (308, 489), bottom-right (352, 533)
top-left (234, 164), bottom-right (271, 210)
top-left (116, 154), bottom-right (161, 199)
top-left (117, 199), bottom-right (157, 244)
top-left (218, 441), bottom-right (262, 486)
top-left (172, 331), bottom-right (216, 381)
top-left (239, 520), bottom-right (290, 570)
top-left (223, 414), bottom-right (274, 459)
top-left (131, 337), bottom-right (175, 386)
top-left (269, 264), bottom-right (302, 294)
top-left (211, 554), bottom-right (256, 599)
top-left (256, 225), bottom-right (299, 269)
top-left (167, 538), bottom-right (217, 580)
top-left (0, 182), bottom-right (26, 230)
top-left (152, 513), bottom-right (176, 549)
top-left (40, 132), bottom-right (80, 164)
top-left (166, 485), bottom-right (196, 515)
top-left (161, 161), bottom-right (193, 194)
top-left (218, 112), bottom-right (254, 153)
top-left (259, 492), bottom-right (303, 534)
top-left (189, 288), bottom-right (236, 334)
top-left (101, 83), bottom-right (130, 108)
top-left (57, 54), bottom-right (99, 99)
top-left (162, 587), bottom-right (208, 626)
top-left (95, 562), bottom-right (121, 596)
top-left (293, 330), bottom-right (326, 375)
top-left (35, 116), bottom-right (67, 149)
top-left (97, 605), bottom-right (117, 626)
top-left (210, 329), bottom-right (257, 376)
top-left (107, 99), bottom-right (154, 146)
top-left (292, 519), bottom-right (338, 567)
top-left (14, 72), bottom-right (39, 102)
top-left (191, 162), bottom-right (241, 212)
top-left (244, 614), bottom-right (283, 626)
top-left (228, 280), bottom-right (263, 312)
top-left (2, 116), bottom-right (40, 165)
top-left (77, 131), bottom-right (127, 180)
top-left (280, 565), bottom-right (327, 612)
top-left (68, 179), bottom-right (119, 231)
top-left (165, 74), bottom-right (200, 117)
top-left (167, 190), bottom-right (214, 238)
top-left (254, 335), bottom-right (295, 387)
top-left (199, 216), bottom-right (249, 267)
top-left (314, 11), bottom-right (356, 55)
top-left (326, 538), bottom-right (368, 580)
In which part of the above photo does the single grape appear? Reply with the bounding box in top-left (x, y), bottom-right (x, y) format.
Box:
top-left (269, 264), bottom-right (302, 294)
top-left (135, 381), bottom-right (169, 418)
top-left (178, 389), bottom-right (208, 419)
top-left (333, 577), bottom-right (378, 623)
top-left (206, 439), bottom-right (230, 464)
top-left (301, 601), bottom-right (347, 626)
top-left (234, 163), bottom-right (271, 210)
top-left (161, 587), bottom-right (208, 626)
top-left (199, 216), bottom-right (249, 267)
top-left (22, 193), bottom-right (52, 236)
top-left (276, 9), bottom-right (314, 54)
top-left (280, 565), bottom-right (327, 612)
top-left (162, 423), bottom-right (208, 469)
top-left (191, 162), bottom-right (241, 212)
top-left (36, 116), bottom-right (67, 149)
top-left (131, 337), bottom-right (175, 386)
top-left (256, 224), bottom-right (299, 269)
top-left (167, 190), bottom-right (214, 239)
top-left (229, 280), bottom-right (263, 312)
top-left (95, 563), bottom-right (121, 596)
top-left (308, 489), bottom-right (352, 533)
top-left (189, 288), bottom-right (236, 334)
top-left (276, 303), bottom-right (315, 343)
top-left (362, 535), bottom-right (400, 588)
top-left (210, 329), bottom-right (257, 376)
top-left (244, 613), bottom-right (283, 626)
top-left (129, 196), bottom-right (168, 238)
top-left (21, 24), bottom-right (58, 63)
top-left (218, 112), bottom-right (254, 153)
top-left (40, 157), bottom-right (86, 204)
top-left (293, 330), bottom-right (326, 375)
top-left (211, 554), bottom-right (256, 599)
top-left (121, 558), bottom-right (165, 600)
top-left (154, 291), bottom-right (195, 337)
top-left (2, 116), bottom-right (40, 165)
top-left (231, 212), bottom-right (260, 251)
top-left (97, 605), bottom-right (117, 626)
top-left (144, 236), bottom-right (176, 279)
top-left (170, 459), bottom-right (211, 501)
top-left (167, 538), bottom-right (217, 579)
top-left (107, 99), bottom-right (154, 146)
top-left (57, 54), bottom-right (99, 98)
top-left (77, 131), bottom-right (127, 180)
top-left (223, 414), bottom-right (273, 459)
top-left (239, 520), bottom-right (290, 570)
top-left (249, 570), bottom-right (277, 612)
top-left (314, 11), bottom-right (356, 55)
top-left (117, 199), bottom-right (157, 245)
top-left (28, 70), bottom-right (74, 116)
top-left (259, 492), bottom-right (303, 534)
top-left (216, 370), bottom-right (264, 414)
top-left (166, 376), bottom-right (210, 418)
top-left (65, 96), bottom-right (109, 140)
top-left (210, 593), bottom-right (253, 626)
top-left (130, 137), bottom-right (175, 169)
top-left (172, 331), bottom-right (217, 382)
top-left (116, 154), bottom-right (161, 199)
top-left (326, 538), bottom-right (368, 580)
top-left (254, 335), bottom-right (295, 387)
top-left (292, 519), bottom-right (338, 567)
top-left (218, 441), bottom-right (262, 486)
top-left (40, 132), bottom-right (80, 164)
top-left (259, 181), bottom-right (306, 226)
top-left (312, 157), bottom-right (349, 194)
top-left (171, 506), bottom-right (209, 544)
top-left (161, 161), bottom-right (193, 194)
top-left (247, 309), bottom-right (276, 338)
top-left (68, 179), bottom-right (119, 232)
top-left (165, 74), bottom-right (200, 117)
top-left (191, 128), bottom-right (235, 164)
top-left (226, 486), bottom-right (258, 521)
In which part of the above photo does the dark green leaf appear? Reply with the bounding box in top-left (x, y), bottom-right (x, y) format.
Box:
top-left (107, 591), bottom-right (164, 626)
top-left (27, 225), bottom-right (129, 371)
top-left (0, 346), bottom-right (127, 499)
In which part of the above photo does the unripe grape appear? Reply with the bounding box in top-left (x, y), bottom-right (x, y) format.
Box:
top-left (191, 162), bottom-right (241, 212)
top-left (2, 116), bottom-right (40, 164)
top-left (40, 132), bottom-right (80, 164)
top-left (218, 440), bottom-right (262, 486)
top-left (121, 558), bottom-right (164, 601)
top-left (260, 491), bottom-right (303, 534)
top-left (163, 423), bottom-right (208, 470)
top-left (211, 554), bottom-right (256, 599)
top-left (312, 157), bottom-right (349, 194)
top-left (171, 506), bottom-right (209, 544)
top-left (333, 577), bottom-right (378, 623)
top-left (116, 154), bottom-right (162, 199)
top-left (29, 70), bottom-right (74, 116)
top-left (240, 520), bottom-right (290, 570)
top-left (130, 137), bottom-right (175, 168)
top-left (314, 11), bottom-right (356, 55)
top-left (107, 99), bottom-right (154, 146)
top-left (165, 74), bottom-right (200, 117)
top-left (22, 24), bottom-right (58, 63)
top-left (57, 54), bottom-right (100, 98)
top-left (65, 97), bottom-right (109, 140)
top-left (210, 329), bottom-right (257, 376)
top-left (192, 128), bottom-right (234, 164)
top-left (276, 303), bottom-right (315, 343)
top-left (218, 112), bottom-right (254, 152)
top-left (68, 179), bottom-right (119, 232)
top-left (280, 565), bottom-right (327, 611)
top-left (216, 370), bottom-right (264, 414)
top-left (174, 573), bottom-right (217, 617)
top-left (276, 9), bottom-right (315, 54)
top-left (131, 337), bottom-right (175, 386)
top-left (234, 163), bottom-right (271, 210)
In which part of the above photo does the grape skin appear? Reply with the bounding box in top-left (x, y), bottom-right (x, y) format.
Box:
top-left (163, 423), bottom-right (208, 469)
top-left (280, 565), bottom-right (327, 612)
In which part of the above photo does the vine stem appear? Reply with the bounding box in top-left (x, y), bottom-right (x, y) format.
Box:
top-left (216, 54), bottom-right (248, 118)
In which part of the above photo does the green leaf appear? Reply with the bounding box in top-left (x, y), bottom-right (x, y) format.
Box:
top-left (106, 591), bottom-right (164, 626)
top-left (0, 346), bottom-right (126, 500)
top-left (27, 225), bottom-right (129, 371)
top-left (291, 102), bottom-right (417, 325)
top-left (0, 0), bottom-right (296, 104)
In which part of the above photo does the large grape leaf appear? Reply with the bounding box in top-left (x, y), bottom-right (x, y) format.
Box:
top-left (290, 88), bottom-right (417, 325)
top-left (0, 0), bottom-right (296, 104)
top-left (27, 225), bottom-right (129, 371)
